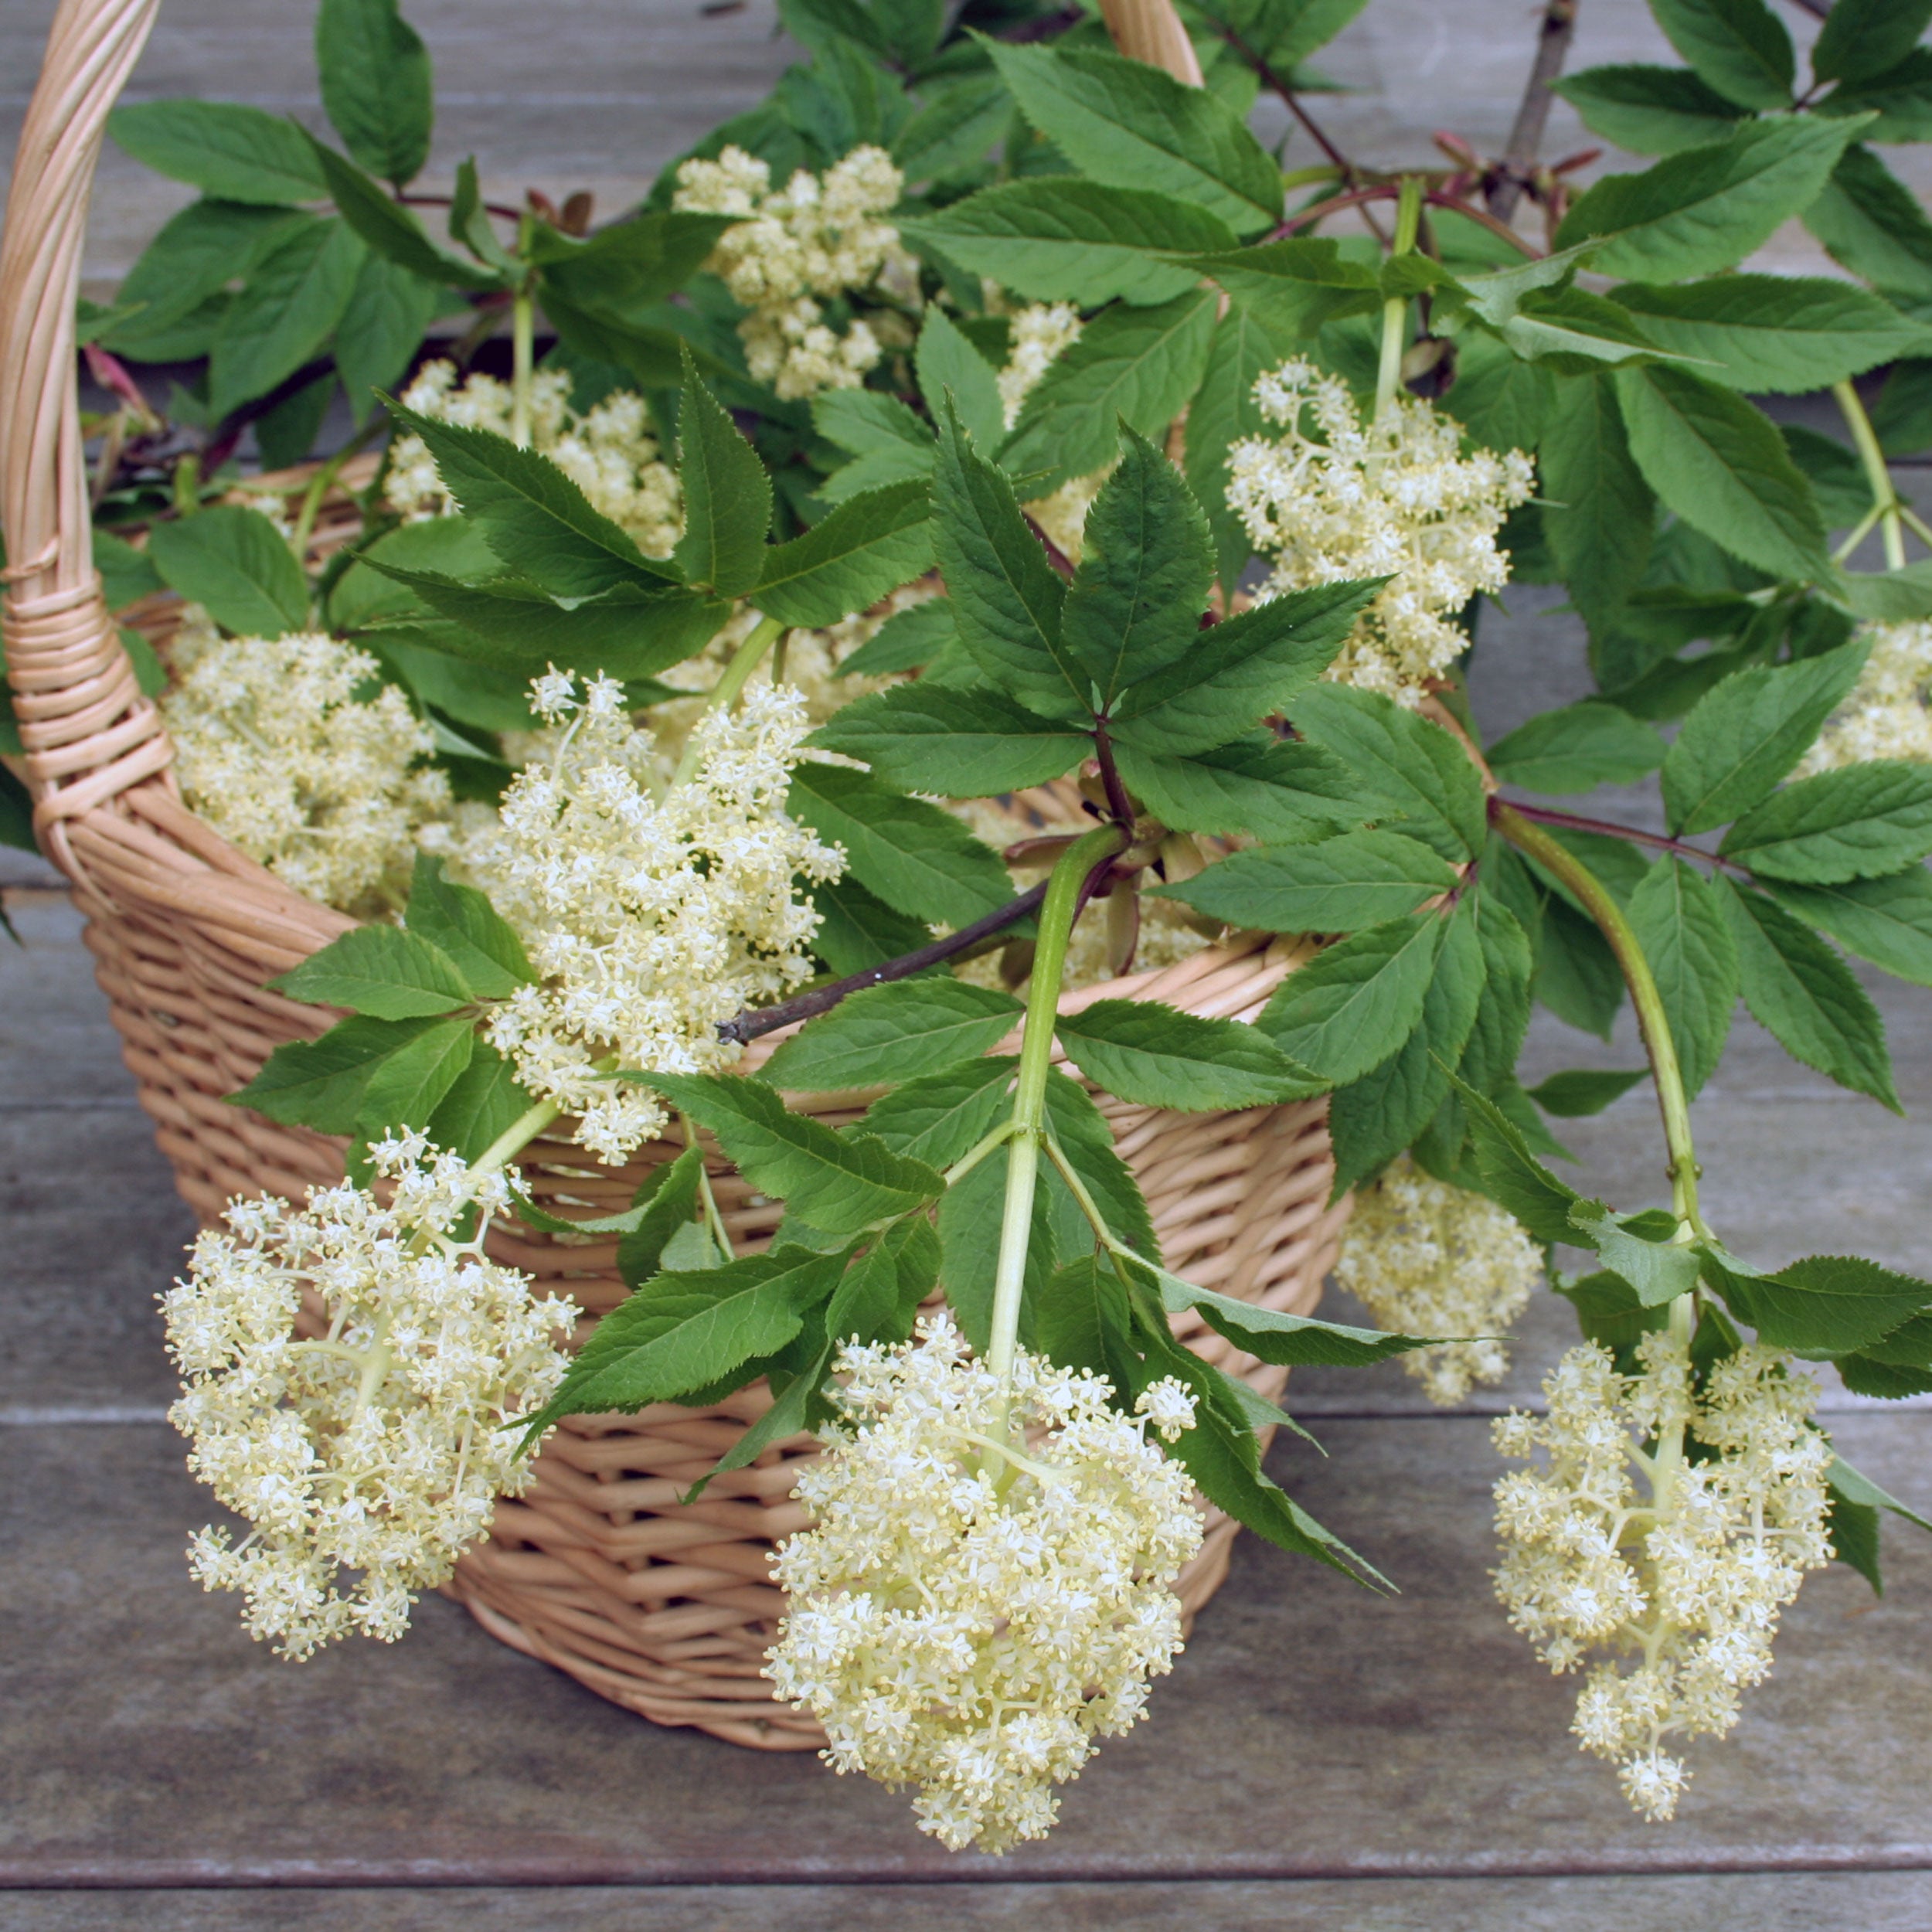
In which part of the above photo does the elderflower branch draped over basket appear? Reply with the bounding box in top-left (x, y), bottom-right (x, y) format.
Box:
top-left (46, 0), bottom-right (1932, 1847)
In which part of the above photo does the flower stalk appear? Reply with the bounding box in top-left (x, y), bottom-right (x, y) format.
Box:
top-left (1834, 378), bottom-right (1904, 572)
top-left (1374, 175), bottom-right (1426, 423)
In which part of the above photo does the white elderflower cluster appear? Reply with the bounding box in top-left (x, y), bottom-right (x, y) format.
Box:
top-left (996, 301), bottom-right (1109, 564)
top-left (386, 360), bottom-right (683, 557)
top-left (767, 1314), bottom-right (1204, 1853)
top-left (470, 672), bottom-right (844, 1162)
top-left (1492, 1333), bottom-right (1832, 1821)
top-left (1800, 621), bottom-right (1932, 771)
top-left (1335, 1155), bottom-right (1543, 1406)
top-left (1226, 359), bottom-right (1534, 705)
top-left (162, 1131), bottom-right (572, 1659)
top-left (673, 144), bottom-right (913, 400)
top-left (161, 614), bottom-right (451, 917)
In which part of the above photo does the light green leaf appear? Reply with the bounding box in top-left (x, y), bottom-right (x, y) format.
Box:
top-left (1721, 761), bottom-right (1932, 882)
top-left (104, 200), bottom-right (311, 355)
top-left (808, 684), bottom-right (1088, 797)
top-left (1549, 64), bottom-right (1750, 155)
top-left (1256, 913), bottom-right (1439, 1085)
top-left (834, 598), bottom-right (957, 679)
top-left (316, 0), bottom-right (434, 187)
top-left (862, 1053), bottom-right (1018, 1167)
top-left (825, 1215), bottom-right (942, 1352)
top-left (1041, 1069), bottom-right (1159, 1260)
top-left (913, 307), bottom-right (1004, 455)
top-left (1155, 828), bottom-right (1458, 932)
top-left (755, 480), bottom-right (934, 629)
top-left (1719, 879), bottom-right (1900, 1111)
top-left (534, 210), bottom-right (734, 314)
top-left (1627, 854), bottom-right (1738, 1100)
top-left (333, 250), bottom-right (440, 421)
top-left (907, 179), bottom-right (1238, 309)
top-left (146, 505), bottom-right (310, 637)
top-left (672, 345), bottom-right (772, 597)
top-left (1180, 237), bottom-right (1379, 335)
top-left (1486, 701), bottom-right (1668, 794)
top-left (1759, 866), bottom-right (1932, 986)
top-left (270, 923), bottom-right (474, 1019)
top-left (787, 761), bottom-right (1015, 926)
top-left (1555, 116), bottom-right (1867, 284)
top-left (1704, 1249), bottom-right (1932, 1355)
top-left (808, 876), bottom-right (929, 978)
top-left (230, 1013), bottom-right (442, 1134)
top-left (1804, 144), bottom-right (1932, 298)
top-left (109, 100), bottom-right (328, 205)
top-left (1570, 1199), bottom-right (1701, 1305)
top-left (1155, 1264), bottom-right (1444, 1366)
top-left (1648, 0), bottom-right (1794, 109)
top-left (1053, 998), bottom-right (1321, 1111)
top-left (425, 1040), bottom-right (531, 1166)
top-left (1661, 641), bottom-right (1868, 833)
top-left (763, 979), bottom-right (1022, 1093)
top-left (1614, 365), bottom-right (1832, 581)
top-left (986, 39), bottom-right (1283, 236)
top-left (302, 131), bottom-right (505, 290)
top-left (1438, 328), bottom-right (1556, 452)
top-left (1114, 735), bottom-right (1363, 844)
top-left (402, 852), bottom-right (533, 998)
top-left (615, 1149), bottom-right (710, 1288)
top-left (356, 1013), bottom-right (476, 1132)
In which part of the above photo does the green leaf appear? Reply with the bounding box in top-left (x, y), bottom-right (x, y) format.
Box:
top-left (1035, 1253), bottom-right (1140, 1385)
top-left (1804, 144), bottom-right (1932, 298)
top-left (833, 598), bottom-right (956, 680)
top-left (1782, 423), bottom-right (1873, 526)
top-left (1554, 1267), bottom-right (1672, 1360)
top-left (825, 1215), bottom-right (942, 1351)
top-left (383, 397), bottom-right (673, 597)
top-left (1437, 329), bottom-right (1556, 453)
top-left (807, 683), bottom-right (1088, 798)
top-left (1186, 302), bottom-right (1298, 591)
top-left (1053, 998), bottom-right (1319, 1111)
top-left (1449, 1071), bottom-right (1585, 1247)
top-left (1829, 1450), bottom-right (1932, 1549)
top-left (1540, 373), bottom-right (1654, 630)
top-left (1155, 828), bottom-right (1458, 932)
top-left (1111, 581), bottom-right (1379, 759)
top-left (109, 101), bottom-right (328, 205)
top-left (1256, 913), bottom-right (1440, 1086)
top-left (316, 0), bottom-right (433, 187)
top-left (1662, 641), bottom-right (1868, 833)
top-left (146, 505), bottom-right (309, 637)
top-left (104, 200), bottom-right (308, 358)
top-left (814, 388), bottom-right (930, 462)
top-left (893, 73), bottom-right (1011, 183)
top-left (402, 852), bottom-right (534, 998)
top-left (534, 210), bottom-right (734, 315)
top-left (763, 978), bottom-right (1022, 1094)
top-left (1556, 117), bottom-right (1867, 284)
top-left (424, 1040), bottom-right (530, 1165)
top-left (206, 216), bottom-right (363, 417)
top-left (1626, 854), bottom-right (1738, 1100)
top-left (999, 288), bottom-right (1218, 495)
top-left (1527, 1067), bottom-right (1650, 1117)
top-left (808, 876), bottom-right (930, 978)
top-left (1114, 735), bottom-right (1363, 844)
top-left (93, 530), bottom-right (163, 612)
top-left (1181, 236), bottom-right (1379, 335)
top-left (1288, 684), bottom-right (1488, 859)
top-left (301, 132), bottom-right (505, 291)
top-left (1041, 1068), bottom-right (1158, 1260)
top-left (1549, 64), bottom-right (1750, 155)
top-left (913, 307), bottom-right (1004, 456)
top-left (1568, 1199), bottom-right (1699, 1305)
top-left (1719, 880), bottom-right (1900, 1111)
top-left (1485, 701), bottom-right (1668, 794)
top-left (1818, 47), bottom-right (1932, 142)
top-left (270, 923), bottom-right (474, 1019)
top-left (356, 1013), bottom-right (476, 1132)
top-left (1458, 891), bottom-right (1535, 1098)
top-left (230, 1013), bottom-right (441, 1134)
top-left (986, 39), bottom-right (1283, 237)
top-left (940, 1149), bottom-right (1055, 1355)
top-left (1704, 1250), bottom-right (1932, 1355)
top-left (787, 762), bottom-right (1014, 927)
top-left (333, 251), bottom-right (440, 421)
top-left (1648, 0), bottom-right (1794, 108)
top-left (616, 1148), bottom-right (708, 1289)
top-left (906, 180), bottom-right (1240, 310)
top-left (754, 480), bottom-right (934, 630)
top-left (672, 346), bottom-right (771, 598)
top-left (1814, 0), bottom-right (1932, 84)
top-left (862, 1053), bottom-right (1018, 1168)
top-left (526, 1243), bottom-right (846, 1430)
top-left (1061, 427), bottom-right (1214, 709)
top-left (645, 1071), bottom-right (944, 1235)
top-left (1614, 366), bottom-right (1831, 582)
top-left (1610, 275), bottom-right (1932, 393)
top-left (1721, 762), bottom-right (1932, 883)
top-left (1153, 1264), bottom-right (1444, 1367)
top-left (1758, 866), bottom-right (1932, 986)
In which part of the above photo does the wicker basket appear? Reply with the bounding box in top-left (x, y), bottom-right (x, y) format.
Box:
top-left (2, 0), bottom-right (1350, 1749)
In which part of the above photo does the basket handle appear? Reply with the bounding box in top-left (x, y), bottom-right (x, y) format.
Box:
top-left (0, 0), bottom-right (170, 866)
top-left (1099, 0), bottom-right (1206, 86)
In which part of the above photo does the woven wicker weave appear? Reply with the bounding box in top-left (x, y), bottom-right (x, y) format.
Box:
top-left (2, 0), bottom-right (1349, 1749)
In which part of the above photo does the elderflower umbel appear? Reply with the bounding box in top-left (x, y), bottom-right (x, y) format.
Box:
top-left (1800, 621), bottom-right (1932, 771)
top-left (767, 1314), bottom-right (1204, 1853)
top-left (674, 145), bottom-right (914, 400)
top-left (1226, 359), bottom-right (1534, 705)
top-left (1492, 1333), bottom-right (1832, 1821)
top-left (386, 359), bottom-right (684, 558)
top-left (1335, 1155), bottom-right (1543, 1406)
top-left (161, 612), bottom-right (451, 917)
top-left (995, 301), bottom-right (1111, 563)
top-left (162, 1131), bottom-right (572, 1659)
top-left (470, 672), bottom-right (844, 1162)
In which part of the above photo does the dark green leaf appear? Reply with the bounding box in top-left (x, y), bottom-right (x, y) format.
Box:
top-left (986, 39), bottom-right (1283, 236)
top-left (1648, 0), bottom-right (1794, 109)
top-left (906, 179), bottom-right (1240, 309)
top-left (146, 505), bottom-right (309, 636)
top-left (1704, 1249), bottom-right (1932, 1355)
top-left (808, 875), bottom-right (930, 978)
top-left (1813, 0), bottom-right (1932, 84)
top-left (1438, 329), bottom-right (1556, 452)
top-left (1555, 1267), bottom-right (1672, 1359)
top-left (1114, 735), bottom-right (1362, 844)
top-left (1181, 236), bottom-right (1379, 335)
top-left (230, 1012), bottom-right (442, 1134)
top-left (913, 307), bottom-right (1004, 455)
top-left (672, 345), bottom-right (771, 597)
top-left (270, 923), bottom-right (474, 1019)
top-left (1615, 366), bottom-right (1831, 582)
top-left (356, 1012), bottom-right (476, 1132)
top-left (1758, 866), bottom-right (1932, 986)
top-left (316, 0), bottom-right (433, 187)
top-left (104, 200), bottom-right (310, 356)
top-left (1450, 1070), bottom-right (1585, 1246)
top-left (754, 479), bottom-right (934, 630)
top-left (808, 684), bottom-right (1088, 797)
top-left (1818, 46), bottom-right (1932, 141)
top-left (1549, 64), bottom-right (1750, 155)
top-left (939, 1148), bottom-right (1054, 1355)
top-left (109, 101), bottom-right (328, 205)
top-left (302, 132), bottom-right (505, 290)
top-left (1719, 879), bottom-right (1900, 1110)
top-left (93, 530), bottom-right (163, 611)
top-left (1486, 701), bottom-right (1668, 794)
top-left (535, 210), bottom-right (735, 314)
top-left (1458, 890), bottom-right (1535, 1097)
top-left (1156, 828), bottom-right (1458, 932)
top-left (1186, 302), bottom-right (1298, 591)
top-left (1804, 144), bottom-right (1932, 298)
top-left (332, 250), bottom-right (439, 422)
top-left (1042, 1067), bottom-right (1160, 1260)
top-left (1540, 373), bottom-right (1654, 631)
top-left (1627, 853), bottom-right (1738, 1099)
top-left (425, 1040), bottom-right (530, 1165)
top-left (1782, 423), bottom-right (1873, 527)
top-left (833, 598), bottom-right (956, 680)
top-left (1054, 998), bottom-right (1320, 1111)
top-left (787, 761), bottom-right (1014, 927)
top-left (402, 852), bottom-right (534, 998)
top-left (1662, 641), bottom-right (1868, 833)
top-left (1721, 761), bottom-right (1932, 883)
top-left (893, 72), bottom-right (1010, 183)
top-left (862, 1053), bottom-right (1018, 1168)
top-left (616, 1148), bottom-right (708, 1289)
top-left (763, 978), bottom-right (1022, 1094)
top-left (1527, 1066), bottom-right (1649, 1116)
top-left (825, 1215), bottom-right (942, 1350)
top-left (1256, 912), bottom-right (1440, 1085)
top-left (1154, 1263), bottom-right (1445, 1367)
top-left (1034, 1253), bottom-right (1140, 1385)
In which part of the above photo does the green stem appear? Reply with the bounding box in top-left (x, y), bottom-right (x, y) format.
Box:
top-left (510, 277), bottom-right (536, 451)
top-left (1834, 378), bottom-right (1904, 573)
top-left (668, 613), bottom-right (784, 789)
top-left (679, 1111), bottom-right (736, 1260)
top-left (1374, 175), bottom-right (1425, 422)
top-left (473, 1098), bottom-right (564, 1180)
top-left (1493, 803), bottom-right (1705, 1233)
top-left (985, 825), bottom-right (1128, 1406)
top-left (290, 413), bottom-right (389, 569)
